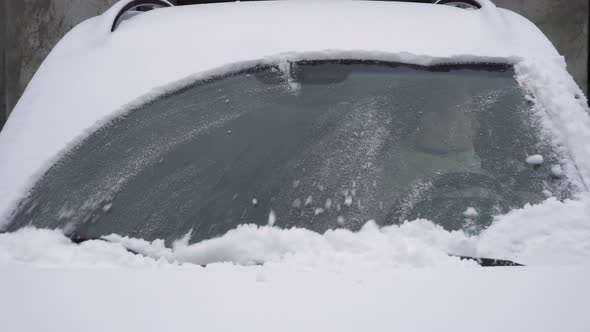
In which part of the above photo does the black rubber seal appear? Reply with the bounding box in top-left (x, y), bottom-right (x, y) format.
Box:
top-left (435, 0), bottom-right (482, 9)
top-left (111, 0), bottom-right (173, 32)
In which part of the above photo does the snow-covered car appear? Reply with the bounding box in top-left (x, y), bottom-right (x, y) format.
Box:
top-left (1, 0), bottom-right (589, 331)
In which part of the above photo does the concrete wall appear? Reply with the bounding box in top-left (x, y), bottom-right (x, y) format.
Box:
top-left (0, 0), bottom-right (588, 130)
top-left (1, 0), bottom-right (118, 131)
top-left (1, 0), bottom-right (6, 129)
top-left (494, 0), bottom-right (589, 96)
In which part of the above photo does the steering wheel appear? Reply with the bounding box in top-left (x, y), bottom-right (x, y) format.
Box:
top-left (386, 172), bottom-right (514, 232)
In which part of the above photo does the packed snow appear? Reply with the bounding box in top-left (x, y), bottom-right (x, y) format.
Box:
top-left (267, 210), bottom-right (276, 226)
top-left (2, 192), bottom-right (590, 268)
top-left (551, 164), bottom-right (564, 177)
top-left (463, 207), bottom-right (479, 218)
top-left (1, 264), bottom-right (589, 332)
top-left (525, 154), bottom-right (544, 166)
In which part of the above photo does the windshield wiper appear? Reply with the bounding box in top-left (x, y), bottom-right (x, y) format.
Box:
top-left (453, 255), bottom-right (524, 267)
top-left (71, 236), bottom-right (523, 267)
top-left (70, 235), bottom-right (140, 255)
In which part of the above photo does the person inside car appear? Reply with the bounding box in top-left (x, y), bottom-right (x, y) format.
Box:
top-left (374, 86), bottom-right (484, 222)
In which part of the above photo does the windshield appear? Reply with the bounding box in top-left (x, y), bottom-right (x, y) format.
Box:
top-left (5, 60), bottom-right (572, 243)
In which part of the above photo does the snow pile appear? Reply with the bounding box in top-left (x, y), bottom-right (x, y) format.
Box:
top-left (463, 207), bottom-right (479, 217)
top-left (525, 154), bottom-right (544, 166)
top-left (104, 220), bottom-right (476, 268)
top-left (515, 59), bottom-right (590, 188)
top-left (0, 228), bottom-right (182, 268)
top-left (2, 193), bottom-right (590, 268)
top-left (478, 195), bottom-right (590, 265)
top-left (0, 221), bottom-right (473, 268)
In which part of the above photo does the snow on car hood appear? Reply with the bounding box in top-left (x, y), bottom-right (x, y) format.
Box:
top-left (1, 0), bottom-right (590, 270)
top-left (1, 264), bottom-right (588, 332)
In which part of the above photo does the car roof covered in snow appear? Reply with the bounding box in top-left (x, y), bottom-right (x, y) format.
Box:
top-left (0, 0), bottom-right (571, 223)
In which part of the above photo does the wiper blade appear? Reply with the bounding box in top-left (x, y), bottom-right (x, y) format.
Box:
top-left (70, 236), bottom-right (140, 255)
top-left (70, 236), bottom-right (101, 245)
top-left (453, 255), bottom-right (524, 267)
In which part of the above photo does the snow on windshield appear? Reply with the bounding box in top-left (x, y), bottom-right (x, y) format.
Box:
top-left (4, 56), bottom-right (589, 269)
top-left (13, 62), bottom-right (568, 244)
top-left (2, 61), bottom-right (590, 269)
top-left (2, 192), bottom-right (590, 268)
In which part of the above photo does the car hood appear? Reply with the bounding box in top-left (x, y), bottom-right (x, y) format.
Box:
top-left (1, 264), bottom-right (589, 332)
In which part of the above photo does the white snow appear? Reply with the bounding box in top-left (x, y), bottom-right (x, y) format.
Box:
top-left (267, 210), bottom-right (276, 226)
top-left (525, 154), bottom-right (544, 166)
top-left (102, 202), bottom-right (113, 212)
top-left (0, 228), bottom-right (170, 268)
top-left (2, 195), bottom-right (590, 331)
top-left (463, 207), bottom-right (479, 217)
top-left (0, 0), bottom-right (586, 270)
top-left (0, 1), bottom-right (590, 262)
top-left (551, 164), bottom-right (564, 177)
top-left (0, 0), bottom-right (587, 298)
top-left (1, 265), bottom-right (589, 332)
top-left (344, 195), bottom-right (353, 206)
top-left (515, 59), bottom-right (590, 189)
top-left (1, 1), bottom-right (590, 329)
top-left (3, 193), bottom-right (590, 268)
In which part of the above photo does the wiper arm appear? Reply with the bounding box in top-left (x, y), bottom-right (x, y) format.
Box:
top-left (453, 255), bottom-right (524, 267)
top-left (70, 235), bottom-right (101, 245)
top-left (70, 236), bottom-right (140, 255)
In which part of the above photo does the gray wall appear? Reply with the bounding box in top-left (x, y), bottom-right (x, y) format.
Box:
top-left (0, 0), bottom-right (588, 130)
top-left (2, 0), bottom-right (119, 131)
top-left (494, 0), bottom-right (589, 97)
top-left (1, 0), bottom-right (6, 129)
